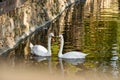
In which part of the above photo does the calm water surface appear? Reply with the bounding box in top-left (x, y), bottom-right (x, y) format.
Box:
top-left (0, 1), bottom-right (120, 80)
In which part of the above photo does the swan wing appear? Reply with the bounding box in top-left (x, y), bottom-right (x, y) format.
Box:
top-left (32, 45), bottom-right (48, 56)
top-left (62, 51), bottom-right (87, 59)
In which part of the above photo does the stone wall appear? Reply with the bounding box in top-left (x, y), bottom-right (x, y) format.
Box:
top-left (0, 0), bottom-right (79, 55)
top-left (0, 0), bottom-right (26, 15)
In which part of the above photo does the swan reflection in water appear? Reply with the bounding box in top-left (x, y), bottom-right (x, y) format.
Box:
top-left (31, 56), bottom-right (52, 73)
top-left (58, 58), bottom-right (86, 76)
top-left (60, 58), bottom-right (85, 65)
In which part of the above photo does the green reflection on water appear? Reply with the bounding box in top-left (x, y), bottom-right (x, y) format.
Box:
top-left (84, 21), bottom-right (118, 58)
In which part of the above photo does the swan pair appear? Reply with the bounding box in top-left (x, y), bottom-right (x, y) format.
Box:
top-left (30, 33), bottom-right (88, 59)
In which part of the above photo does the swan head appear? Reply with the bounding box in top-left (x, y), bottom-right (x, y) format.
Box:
top-left (49, 33), bottom-right (55, 43)
top-left (49, 33), bottom-right (54, 37)
top-left (59, 34), bottom-right (64, 41)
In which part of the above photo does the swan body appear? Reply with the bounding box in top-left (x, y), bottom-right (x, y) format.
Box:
top-left (58, 34), bottom-right (88, 59)
top-left (60, 51), bottom-right (88, 59)
top-left (30, 33), bottom-right (54, 56)
top-left (30, 44), bottom-right (48, 56)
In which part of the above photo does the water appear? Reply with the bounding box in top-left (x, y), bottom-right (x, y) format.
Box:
top-left (0, 1), bottom-right (120, 80)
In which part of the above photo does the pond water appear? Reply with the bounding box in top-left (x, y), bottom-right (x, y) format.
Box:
top-left (0, 1), bottom-right (120, 80)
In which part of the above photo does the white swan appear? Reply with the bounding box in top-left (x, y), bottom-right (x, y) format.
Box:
top-left (58, 34), bottom-right (88, 59)
top-left (30, 33), bottom-right (54, 56)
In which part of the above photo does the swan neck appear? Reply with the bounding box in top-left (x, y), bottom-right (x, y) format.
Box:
top-left (58, 37), bottom-right (64, 57)
top-left (48, 36), bottom-right (51, 55)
